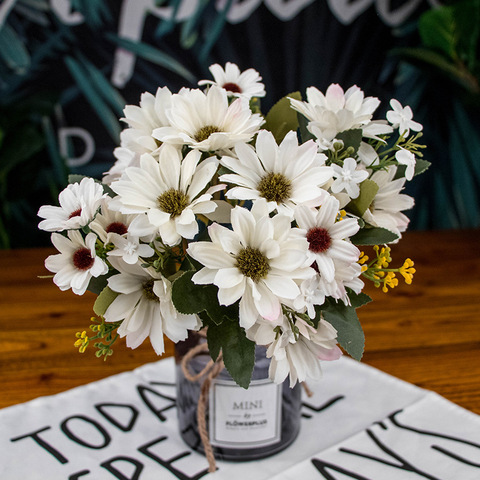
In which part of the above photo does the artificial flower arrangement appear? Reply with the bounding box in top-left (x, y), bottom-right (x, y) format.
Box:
top-left (38, 62), bottom-right (428, 389)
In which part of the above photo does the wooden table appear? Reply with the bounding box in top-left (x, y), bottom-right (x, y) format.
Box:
top-left (1, 229), bottom-right (479, 414)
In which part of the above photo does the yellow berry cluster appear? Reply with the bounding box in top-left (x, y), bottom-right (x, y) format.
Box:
top-left (359, 245), bottom-right (416, 293)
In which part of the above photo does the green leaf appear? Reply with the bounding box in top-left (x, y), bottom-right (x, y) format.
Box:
top-left (348, 291), bottom-right (372, 309)
top-left (68, 174), bottom-right (87, 184)
top-left (105, 33), bottom-right (195, 84)
top-left (93, 286), bottom-right (118, 316)
top-left (419, 6), bottom-right (457, 60)
top-left (336, 128), bottom-right (363, 155)
top-left (346, 179), bottom-right (379, 217)
top-left (263, 92), bottom-right (302, 144)
top-left (64, 55), bottom-right (121, 141)
top-left (351, 227), bottom-right (399, 246)
top-left (0, 24), bottom-right (30, 74)
top-left (171, 270), bottom-right (238, 325)
top-left (395, 157), bottom-right (431, 179)
top-left (208, 320), bottom-right (255, 388)
top-left (87, 274), bottom-right (111, 295)
top-left (452, 0), bottom-right (480, 72)
top-left (319, 300), bottom-right (365, 361)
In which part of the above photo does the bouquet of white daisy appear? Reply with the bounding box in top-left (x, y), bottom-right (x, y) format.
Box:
top-left (38, 62), bottom-right (428, 389)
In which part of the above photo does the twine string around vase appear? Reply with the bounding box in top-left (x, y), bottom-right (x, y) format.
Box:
top-left (180, 341), bottom-right (224, 473)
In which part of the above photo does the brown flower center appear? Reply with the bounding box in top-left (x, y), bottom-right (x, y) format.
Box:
top-left (157, 188), bottom-right (189, 218)
top-left (257, 172), bottom-right (292, 203)
top-left (306, 227), bottom-right (332, 253)
top-left (142, 279), bottom-right (159, 302)
top-left (106, 222), bottom-right (128, 235)
top-left (194, 125), bottom-right (221, 142)
top-left (72, 248), bottom-right (94, 270)
top-left (69, 208), bottom-right (82, 219)
top-left (223, 82), bottom-right (242, 94)
top-left (235, 247), bottom-right (270, 282)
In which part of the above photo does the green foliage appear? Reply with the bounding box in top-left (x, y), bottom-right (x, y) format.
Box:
top-left (336, 129), bottom-right (363, 156)
top-left (207, 319), bottom-right (255, 389)
top-left (346, 179), bottom-right (379, 217)
top-left (171, 270), bottom-right (239, 325)
top-left (317, 294), bottom-right (369, 361)
top-left (93, 286), bottom-right (118, 316)
top-left (351, 227), bottom-right (399, 246)
top-left (263, 92), bottom-right (302, 144)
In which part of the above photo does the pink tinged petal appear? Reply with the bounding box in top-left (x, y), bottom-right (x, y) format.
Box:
top-left (315, 254), bottom-right (335, 283)
top-left (218, 280), bottom-right (246, 306)
top-left (179, 149), bottom-right (202, 191)
top-left (329, 217), bottom-right (360, 239)
top-left (254, 282), bottom-right (281, 321)
top-left (175, 217), bottom-right (198, 239)
top-left (158, 220), bottom-right (181, 246)
top-left (231, 206), bottom-right (255, 245)
top-left (263, 275), bottom-right (300, 299)
top-left (269, 249), bottom-right (307, 271)
top-left (317, 345), bottom-right (343, 361)
top-left (214, 267), bottom-right (244, 288)
top-left (239, 289), bottom-right (260, 330)
top-left (187, 157), bottom-right (218, 199)
top-left (328, 240), bottom-right (360, 263)
top-left (188, 242), bottom-right (235, 269)
top-left (157, 147), bottom-right (180, 189)
top-left (108, 273), bottom-right (143, 295)
top-left (325, 84), bottom-right (345, 111)
top-left (191, 267), bottom-right (217, 285)
top-left (147, 209), bottom-right (170, 227)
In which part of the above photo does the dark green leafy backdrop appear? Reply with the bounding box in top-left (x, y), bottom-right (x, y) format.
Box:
top-left (0, 0), bottom-right (479, 248)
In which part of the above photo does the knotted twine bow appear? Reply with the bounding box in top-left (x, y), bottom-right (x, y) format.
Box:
top-left (180, 341), bottom-right (224, 473)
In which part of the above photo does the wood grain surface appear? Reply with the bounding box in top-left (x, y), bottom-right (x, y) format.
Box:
top-left (0, 229), bottom-right (479, 413)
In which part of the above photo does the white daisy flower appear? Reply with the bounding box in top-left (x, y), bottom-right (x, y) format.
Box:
top-left (290, 84), bottom-right (392, 151)
top-left (316, 260), bottom-right (364, 305)
top-left (295, 196), bottom-right (360, 283)
top-left (103, 147), bottom-right (140, 185)
top-left (248, 315), bottom-right (341, 386)
top-left (386, 99), bottom-right (423, 137)
top-left (104, 258), bottom-right (200, 355)
top-left (89, 197), bottom-right (135, 243)
top-left (152, 86), bottom-right (264, 153)
top-left (120, 86), bottom-right (173, 156)
top-left (331, 157), bottom-right (369, 199)
top-left (220, 129), bottom-right (333, 217)
top-left (395, 147), bottom-right (416, 181)
top-left (110, 145), bottom-right (222, 247)
top-left (362, 166), bottom-right (414, 237)
top-left (198, 62), bottom-right (266, 99)
top-left (187, 200), bottom-right (314, 330)
top-left (45, 230), bottom-right (108, 295)
top-left (38, 177), bottom-right (105, 232)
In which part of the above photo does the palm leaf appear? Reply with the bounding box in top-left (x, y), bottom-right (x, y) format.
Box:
top-left (0, 23), bottom-right (30, 74)
top-left (64, 55), bottom-right (121, 141)
top-left (105, 33), bottom-right (195, 84)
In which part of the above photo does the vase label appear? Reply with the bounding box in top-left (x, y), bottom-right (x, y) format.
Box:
top-left (209, 378), bottom-right (282, 448)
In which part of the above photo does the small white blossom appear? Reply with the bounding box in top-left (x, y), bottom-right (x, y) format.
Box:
top-left (395, 147), bottom-right (416, 181)
top-left (331, 157), bottom-right (368, 199)
top-left (387, 99), bottom-right (423, 137)
top-left (107, 233), bottom-right (154, 264)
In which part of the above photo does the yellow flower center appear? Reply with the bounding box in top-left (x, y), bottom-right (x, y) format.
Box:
top-left (235, 247), bottom-right (270, 282)
top-left (157, 188), bottom-right (189, 218)
top-left (194, 125), bottom-right (221, 142)
top-left (257, 172), bottom-right (292, 203)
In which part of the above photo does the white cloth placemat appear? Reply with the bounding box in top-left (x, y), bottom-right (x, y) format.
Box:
top-left (1, 356), bottom-right (479, 479)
